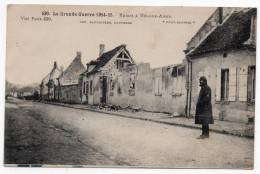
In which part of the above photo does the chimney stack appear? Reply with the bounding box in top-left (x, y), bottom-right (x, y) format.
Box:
top-left (76, 51), bottom-right (81, 58)
top-left (54, 61), bottom-right (57, 69)
top-left (218, 7), bottom-right (223, 24)
top-left (99, 44), bottom-right (105, 56)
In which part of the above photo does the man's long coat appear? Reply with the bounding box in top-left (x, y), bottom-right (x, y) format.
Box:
top-left (195, 85), bottom-right (214, 125)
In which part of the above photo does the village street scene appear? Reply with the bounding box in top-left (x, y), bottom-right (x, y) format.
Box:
top-left (5, 7), bottom-right (256, 168)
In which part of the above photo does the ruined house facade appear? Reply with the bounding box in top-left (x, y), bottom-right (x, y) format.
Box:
top-left (81, 44), bottom-right (136, 105)
top-left (185, 8), bottom-right (256, 123)
top-left (81, 44), bottom-right (187, 114)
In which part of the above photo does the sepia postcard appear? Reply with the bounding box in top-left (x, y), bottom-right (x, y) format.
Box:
top-left (4, 4), bottom-right (256, 169)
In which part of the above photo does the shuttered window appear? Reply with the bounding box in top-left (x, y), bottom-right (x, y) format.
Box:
top-left (221, 69), bottom-right (229, 101)
top-left (215, 69), bottom-right (221, 101)
top-left (90, 80), bottom-right (93, 95)
top-left (228, 68), bottom-right (237, 101)
top-left (248, 66), bottom-right (255, 102)
top-left (154, 77), bottom-right (162, 96)
top-left (85, 81), bottom-right (89, 95)
top-left (238, 66), bottom-right (248, 101)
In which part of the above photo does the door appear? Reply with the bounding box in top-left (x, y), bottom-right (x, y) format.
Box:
top-left (85, 81), bottom-right (89, 104)
top-left (101, 76), bottom-right (107, 103)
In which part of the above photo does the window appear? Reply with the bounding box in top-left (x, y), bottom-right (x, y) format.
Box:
top-left (83, 82), bottom-right (86, 94)
top-left (172, 67), bottom-right (177, 77)
top-left (85, 81), bottom-right (89, 95)
top-left (90, 80), bottom-right (93, 95)
top-left (248, 66), bottom-right (255, 102)
top-left (116, 60), bottom-right (123, 69)
top-left (154, 77), bottom-right (162, 96)
top-left (221, 69), bottom-right (229, 100)
top-left (178, 66), bottom-right (185, 76)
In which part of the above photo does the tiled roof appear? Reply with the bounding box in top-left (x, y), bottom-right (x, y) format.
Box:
top-left (186, 8), bottom-right (256, 57)
top-left (87, 44), bottom-right (131, 75)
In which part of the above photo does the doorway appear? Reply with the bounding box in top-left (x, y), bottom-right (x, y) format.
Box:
top-left (101, 76), bottom-right (107, 103)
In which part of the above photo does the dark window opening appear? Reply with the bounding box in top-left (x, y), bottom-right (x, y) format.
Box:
top-left (172, 67), bottom-right (178, 77)
top-left (86, 81), bottom-right (89, 95)
top-left (178, 66), bottom-right (185, 76)
top-left (221, 69), bottom-right (229, 100)
top-left (83, 82), bottom-right (86, 94)
top-left (219, 7), bottom-right (223, 24)
top-left (116, 60), bottom-right (129, 71)
top-left (248, 66), bottom-right (255, 102)
top-left (90, 80), bottom-right (93, 95)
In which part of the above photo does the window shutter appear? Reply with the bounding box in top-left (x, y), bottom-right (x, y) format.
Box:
top-left (228, 67), bottom-right (237, 101)
top-left (215, 69), bottom-right (221, 101)
top-left (86, 81), bottom-right (89, 94)
top-left (239, 66), bottom-right (248, 101)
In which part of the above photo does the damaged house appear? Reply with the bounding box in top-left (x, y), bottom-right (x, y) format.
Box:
top-left (81, 44), bottom-right (187, 114)
top-left (185, 7), bottom-right (256, 123)
top-left (81, 44), bottom-right (135, 105)
top-left (55, 52), bottom-right (86, 103)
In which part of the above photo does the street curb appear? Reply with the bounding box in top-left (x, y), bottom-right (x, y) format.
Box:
top-left (40, 101), bottom-right (254, 139)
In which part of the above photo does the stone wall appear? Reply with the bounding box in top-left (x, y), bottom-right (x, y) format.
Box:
top-left (56, 84), bottom-right (82, 104)
top-left (107, 63), bottom-right (187, 114)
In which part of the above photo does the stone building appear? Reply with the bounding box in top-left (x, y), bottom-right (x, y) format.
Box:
top-left (81, 44), bottom-right (136, 105)
top-left (81, 44), bottom-right (187, 114)
top-left (184, 8), bottom-right (256, 123)
top-left (40, 61), bottom-right (62, 100)
top-left (55, 52), bottom-right (86, 103)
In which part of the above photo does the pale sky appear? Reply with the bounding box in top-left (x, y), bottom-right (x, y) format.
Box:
top-left (6, 5), bottom-right (216, 85)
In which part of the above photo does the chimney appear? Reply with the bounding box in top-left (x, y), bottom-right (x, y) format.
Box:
top-left (86, 63), bottom-right (90, 72)
top-left (53, 61), bottom-right (57, 69)
top-left (76, 51), bottom-right (81, 59)
top-left (218, 7), bottom-right (223, 24)
top-left (99, 44), bottom-right (105, 56)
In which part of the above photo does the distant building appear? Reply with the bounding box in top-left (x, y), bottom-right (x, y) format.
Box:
top-left (40, 61), bottom-right (62, 100)
top-left (55, 52), bottom-right (86, 103)
top-left (185, 8), bottom-right (256, 123)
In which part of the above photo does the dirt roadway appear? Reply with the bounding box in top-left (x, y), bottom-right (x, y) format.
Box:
top-left (4, 99), bottom-right (254, 168)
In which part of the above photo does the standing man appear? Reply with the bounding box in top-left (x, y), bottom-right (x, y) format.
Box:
top-left (195, 76), bottom-right (214, 139)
